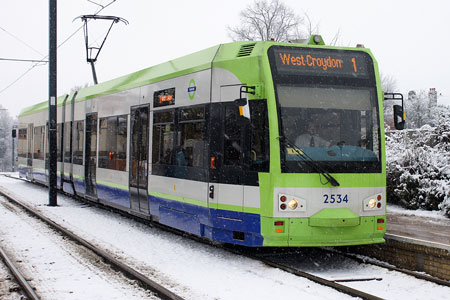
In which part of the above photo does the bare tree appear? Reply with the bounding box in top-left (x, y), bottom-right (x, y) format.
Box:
top-left (328, 28), bottom-right (342, 46)
top-left (380, 73), bottom-right (398, 93)
top-left (302, 12), bottom-right (341, 46)
top-left (381, 73), bottom-right (399, 128)
top-left (302, 12), bottom-right (319, 38)
top-left (70, 83), bottom-right (91, 94)
top-left (227, 0), bottom-right (306, 42)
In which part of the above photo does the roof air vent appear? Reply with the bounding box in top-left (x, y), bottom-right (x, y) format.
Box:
top-left (237, 43), bottom-right (256, 57)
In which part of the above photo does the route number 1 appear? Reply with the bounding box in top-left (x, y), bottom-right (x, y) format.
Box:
top-left (351, 57), bottom-right (357, 73)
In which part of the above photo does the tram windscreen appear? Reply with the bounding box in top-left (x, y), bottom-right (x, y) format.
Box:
top-left (268, 46), bottom-right (381, 173)
top-left (277, 85), bottom-right (381, 173)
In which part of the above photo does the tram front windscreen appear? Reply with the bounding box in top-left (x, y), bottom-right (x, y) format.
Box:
top-left (268, 46), bottom-right (382, 173)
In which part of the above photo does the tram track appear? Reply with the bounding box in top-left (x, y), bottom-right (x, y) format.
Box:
top-left (0, 185), bottom-right (184, 300)
top-left (1, 184), bottom-right (379, 300)
top-left (2, 174), bottom-right (449, 299)
top-left (229, 245), bottom-right (450, 300)
top-left (227, 247), bottom-right (384, 300)
top-left (0, 245), bottom-right (40, 300)
top-left (330, 248), bottom-right (450, 287)
top-left (255, 256), bottom-right (384, 300)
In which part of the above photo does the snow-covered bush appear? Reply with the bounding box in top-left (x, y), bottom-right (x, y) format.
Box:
top-left (386, 106), bottom-right (450, 217)
top-left (0, 106), bottom-right (14, 172)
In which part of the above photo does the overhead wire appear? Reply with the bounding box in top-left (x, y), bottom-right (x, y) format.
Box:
top-left (0, 25), bottom-right (45, 57)
top-left (0, 0), bottom-right (117, 96)
top-left (0, 58), bottom-right (48, 63)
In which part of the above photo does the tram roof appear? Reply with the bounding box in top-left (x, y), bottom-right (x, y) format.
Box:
top-left (19, 39), bottom-right (375, 116)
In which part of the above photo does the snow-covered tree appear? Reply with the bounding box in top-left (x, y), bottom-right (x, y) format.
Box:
top-left (381, 73), bottom-right (397, 93)
top-left (405, 90), bottom-right (440, 128)
top-left (381, 73), bottom-right (398, 128)
top-left (0, 106), bottom-right (14, 172)
top-left (386, 105), bottom-right (450, 217)
top-left (227, 0), bottom-right (307, 42)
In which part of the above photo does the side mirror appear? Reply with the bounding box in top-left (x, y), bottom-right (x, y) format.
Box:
top-left (393, 105), bottom-right (405, 130)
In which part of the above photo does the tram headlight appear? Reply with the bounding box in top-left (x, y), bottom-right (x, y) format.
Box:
top-left (288, 199), bottom-right (299, 210)
top-left (278, 193), bottom-right (306, 212)
top-left (363, 194), bottom-right (384, 211)
top-left (368, 199), bottom-right (377, 209)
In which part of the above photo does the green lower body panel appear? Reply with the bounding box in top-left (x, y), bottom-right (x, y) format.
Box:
top-left (261, 215), bottom-right (386, 247)
top-left (309, 208), bottom-right (360, 227)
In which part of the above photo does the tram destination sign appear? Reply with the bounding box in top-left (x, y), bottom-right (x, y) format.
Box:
top-left (271, 47), bottom-right (370, 78)
top-left (154, 87), bottom-right (176, 107)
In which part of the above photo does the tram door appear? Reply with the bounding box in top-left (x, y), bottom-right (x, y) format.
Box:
top-left (208, 103), bottom-right (246, 211)
top-left (129, 106), bottom-right (149, 215)
top-left (85, 113), bottom-right (98, 198)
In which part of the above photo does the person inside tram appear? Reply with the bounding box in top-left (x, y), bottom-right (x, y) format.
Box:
top-left (295, 118), bottom-right (330, 148)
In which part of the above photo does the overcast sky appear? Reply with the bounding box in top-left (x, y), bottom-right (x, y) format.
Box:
top-left (1, 0), bottom-right (449, 117)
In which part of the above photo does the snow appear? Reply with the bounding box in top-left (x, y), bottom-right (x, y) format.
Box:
top-left (385, 106), bottom-right (450, 216)
top-left (388, 204), bottom-right (449, 220)
top-left (0, 199), bottom-right (154, 300)
top-left (1, 174), bottom-right (450, 300)
top-left (0, 175), bottom-right (351, 300)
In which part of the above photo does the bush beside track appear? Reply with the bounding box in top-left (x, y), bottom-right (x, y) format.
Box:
top-left (386, 108), bottom-right (450, 217)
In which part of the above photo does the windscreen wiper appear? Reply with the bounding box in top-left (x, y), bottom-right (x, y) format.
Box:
top-left (278, 135), bottom-right (340, 187)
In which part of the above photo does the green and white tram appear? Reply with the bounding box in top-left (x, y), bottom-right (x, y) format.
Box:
top-left (17, 35), bottom-right (403, 246)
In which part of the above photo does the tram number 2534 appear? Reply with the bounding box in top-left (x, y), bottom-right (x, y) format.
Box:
top-left (323, 194), bottom-right (349, 204)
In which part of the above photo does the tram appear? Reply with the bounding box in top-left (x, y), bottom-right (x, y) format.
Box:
top-left (17, 35), bottom-right (404, 246)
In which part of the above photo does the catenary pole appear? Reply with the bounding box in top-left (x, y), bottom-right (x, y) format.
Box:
top-left (11, 126), bottom-right (15, 172)
top-left (48, 0), bottom-right (57, 206)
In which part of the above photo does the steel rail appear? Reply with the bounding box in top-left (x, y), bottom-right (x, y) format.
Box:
top-left (0, 187), bottom-right (184, 300)
top-left (4, 175), bottom-right (449, 294)
top-left (336, 250), bottom-right (450, 287)
top-left (230, 248), bottom-right (384, 300)
top-left (0, 246), bottom-right (41, 300)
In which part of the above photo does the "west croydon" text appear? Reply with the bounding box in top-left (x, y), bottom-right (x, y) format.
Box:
top-left (279, 52), bottom-right (343, 71)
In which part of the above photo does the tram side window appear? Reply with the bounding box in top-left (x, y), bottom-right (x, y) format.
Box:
top-left (33, 126), bottom-right (45, 160)
top-left (64, 122), bottom-right (71, 163)
top-left (152, 111), bottom-right (175, 166)
top-left (224, 105), bottom-right (241, 166)
top-left (72, 121), bottom-right (84, 165)
top-left (98, 115), bottom-right (128, 171)
top-left (249, 100), bottom-right (269, 172)
top-left (178, 107), bottom-right (205, 168)
top-left (18, 129), bottom-right (27, 158)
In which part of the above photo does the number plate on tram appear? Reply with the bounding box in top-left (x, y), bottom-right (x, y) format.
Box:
top-left (323, 194), bottom-right (349, 204)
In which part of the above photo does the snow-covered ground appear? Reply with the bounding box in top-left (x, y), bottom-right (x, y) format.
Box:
top-left (0, 196), bottom-right (155, 300)
top-left (0, 174), bottom-right (449, 300)
top-left (388, 204), bottom-right (449, 220)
